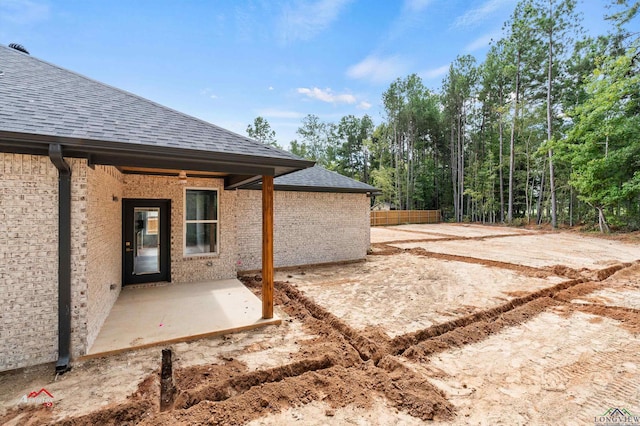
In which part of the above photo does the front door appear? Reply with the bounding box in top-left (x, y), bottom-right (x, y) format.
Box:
top-left (123, 199), bottom-right (170, 285)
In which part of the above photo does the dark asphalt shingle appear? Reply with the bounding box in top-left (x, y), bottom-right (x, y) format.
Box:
top-left (0, 45), bottom-right (302, 162)
top-left (247, 165), bottom-right (379, 193)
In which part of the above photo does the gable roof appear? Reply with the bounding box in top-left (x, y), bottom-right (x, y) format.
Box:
top-left (0, 45), bottom-right (313, 187)
top-left (248, 165), bottom-right (380, 194)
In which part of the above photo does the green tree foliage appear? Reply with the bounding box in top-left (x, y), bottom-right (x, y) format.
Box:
top-left (279, 0), bottom-right (638, 230)
top-left (382, 74), bottom-right (444, 210)
top-left (294, 114), bottom-right (338, 168)
top-left (442, 56), bottom-right (477, 221)
top-left (336, 114), bottom-right (374, 181)
top-left (562, 43), bottom-right (640, 231)
top-left (246, 116), bottom-right (280, 148)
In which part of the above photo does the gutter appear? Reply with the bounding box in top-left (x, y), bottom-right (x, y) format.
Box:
top-left (0, 130), bottom-right (316, 170)
top-left (48, 144), bottom-right (72, 374)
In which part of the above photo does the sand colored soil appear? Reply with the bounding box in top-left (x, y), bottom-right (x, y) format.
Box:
top-left (420, 308), bottom-right (640, 425)
top-left (394, 223), bottom-right (531, 237)
top-left (370, 227), bottom-right (445, 243)
top-left (278, 253), bottom-right (564, 337)
top-left (393, 232), bottom-right (640, 269)
top-left (1, 224), bottom-right (639, 425)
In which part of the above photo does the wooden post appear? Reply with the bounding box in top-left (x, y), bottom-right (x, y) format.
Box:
top-left (262, 175), bottom-right (274, 319)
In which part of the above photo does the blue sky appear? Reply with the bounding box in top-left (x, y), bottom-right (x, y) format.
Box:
top-left (0, 0), bottom-right (615, 147)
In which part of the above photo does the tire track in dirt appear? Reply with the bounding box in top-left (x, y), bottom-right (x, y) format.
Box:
top-left (540, 346), bottom-right (640, 415)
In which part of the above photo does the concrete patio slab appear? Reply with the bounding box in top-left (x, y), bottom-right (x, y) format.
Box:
top-left (86, 279), bottom-right (279, 357)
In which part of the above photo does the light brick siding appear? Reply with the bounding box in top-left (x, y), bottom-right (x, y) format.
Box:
top-left (0, 154), bottom-right (88, 371)
top-left (235, 190), bottom-right (370, 271)
top-left (69, 159), bottom-right (89, 360)
top-left (123, 175), bottom-right (237, 283)
top-left (1, 159), bottom-right (370, 372)
top-left (86, 165), bottom-right (123, 349)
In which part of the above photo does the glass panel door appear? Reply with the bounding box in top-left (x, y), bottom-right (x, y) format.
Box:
top-left (133, 207), bottom-right (160, 275)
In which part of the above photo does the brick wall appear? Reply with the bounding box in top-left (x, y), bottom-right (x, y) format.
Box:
top-left (123, 175), bottom-right (237, 283)
top-left (0, 159), bottom-right (371, 371)
top-left (235, 190), bottom-right (370, 271)
top-left (69, 159), bottom-right (89, 360)
top-left (86, 165), bottom-right (123, 350)
top-left (0, 154), bottom-right (89, 371)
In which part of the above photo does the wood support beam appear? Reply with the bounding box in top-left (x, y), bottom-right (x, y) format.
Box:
top-left (262, 175), bottom-right (274, 319)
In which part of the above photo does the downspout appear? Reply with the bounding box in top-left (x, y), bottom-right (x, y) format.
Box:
top-left (49, 144), bottom-right (72, 374)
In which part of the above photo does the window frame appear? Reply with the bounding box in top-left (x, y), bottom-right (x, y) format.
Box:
top-left (183, 187), bottom-right (220, 257)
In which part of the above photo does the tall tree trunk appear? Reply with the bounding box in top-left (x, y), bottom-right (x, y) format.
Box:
top-left (450, 123), bottom-right (458, 220)
top-left (537, 160), bottom-right (547, 225)
top-left (548, 150), bottom-right (557, 226)
top-left (458, 113), bottom-right (464, 222)
top-left (394, 125), bottom-right (400, 210)
top-left (499, 101), bottom-right (505, 223)
top-left (524, 133), bottom-right (531, 223)
top-left (547, 0), bottom-right (558, 228)
top-left (596, 206), bottom-right (610, 233)
top-left (569, 184), bottom-right (573, 227)
top-left (507, 51), bottom-right (521, 223)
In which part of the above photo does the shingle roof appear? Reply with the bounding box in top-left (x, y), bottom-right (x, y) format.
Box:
top-left (0, 44), bottom-right (306, 165)
top-left (247, 165), bottom-right (379, 194)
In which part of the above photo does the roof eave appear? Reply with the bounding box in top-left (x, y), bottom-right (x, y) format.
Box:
top-left (243, 183), bottom-right (379, 194)
top-left (0, 130), bottom-right (315, 174)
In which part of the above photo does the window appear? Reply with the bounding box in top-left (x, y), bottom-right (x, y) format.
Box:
top-left (184, 189), bottom-right (218, 256)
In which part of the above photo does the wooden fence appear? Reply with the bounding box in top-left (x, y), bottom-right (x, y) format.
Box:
top-left (370, 210), bottom-right (441, 226)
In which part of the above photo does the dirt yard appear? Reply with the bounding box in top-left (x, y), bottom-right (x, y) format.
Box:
top-left (1, 224), bottom-right (639, 425)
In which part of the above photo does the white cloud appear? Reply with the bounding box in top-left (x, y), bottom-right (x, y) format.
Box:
top-left (258, 108), bottom-right (305, 119)
top-left (268, 86), bottom-right (274, 91)
top-left (357, 101), bottom-right (372, 110)
top-left (210, 94), bottom-right (218, 99)
top-left (0, 0), bottom-right (49, 24)
top-left (278, 0), bottom-right (352, 43)
top-left (453, 0), bottom-right (515, 29)
top-left (464, 30), bottom-right (501, 52)
top-left (420, 64), bottom-right (449, 80)
top-left (346, 55), bottom-right (408, 84)
top-left (297, 87), bottom-right (356, 104)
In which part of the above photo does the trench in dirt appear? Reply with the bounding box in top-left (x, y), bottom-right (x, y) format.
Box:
top-left (6, 238), bottom-right (637, 425)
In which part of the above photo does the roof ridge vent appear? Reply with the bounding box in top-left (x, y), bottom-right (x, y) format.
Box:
top-left (8, 43), bottom-right (29, 55)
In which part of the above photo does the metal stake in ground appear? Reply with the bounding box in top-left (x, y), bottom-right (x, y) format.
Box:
top-left (160, 348), bottom-right (176, 411)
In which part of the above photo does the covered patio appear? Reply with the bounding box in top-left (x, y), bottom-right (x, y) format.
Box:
top-left (0, 44), bottom-right (315, 372)
top-left (85, 279), bottom-right (280, 357)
